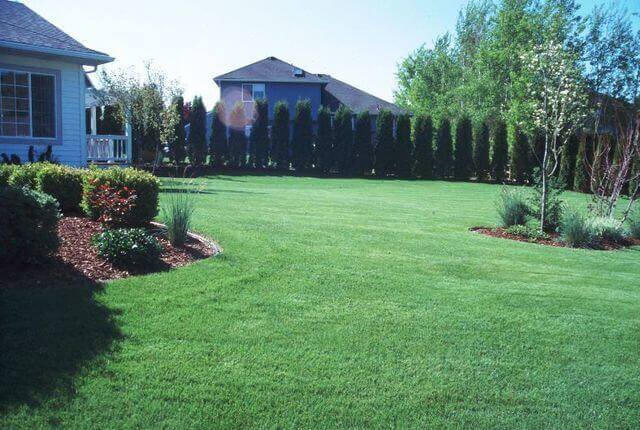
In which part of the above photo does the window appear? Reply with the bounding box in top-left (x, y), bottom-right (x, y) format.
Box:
top-left (0, 69), bottom-right (56, 139)
top-left (242, 83), bottom-right (266, 102)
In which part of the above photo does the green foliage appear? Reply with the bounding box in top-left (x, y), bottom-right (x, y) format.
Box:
top-left (353, 111), bottom-right (373, 176)
top-left (315, 106), bottom-right (333, 173)
top-left (573, 136), bottom-right (590, 192)
top-left (92, 228), bottom-right (162, 267)
top-left (412, 115), bottom-right (434, 179)
top-left (497, 187), bottom-right (529, 227)
top-left (187, 96), bottom-right (207, 166)
top-left (271, 101), bottom-right (290, 169)
top-left (209, 102), bottom-right (229, 167)
top-left (162, 188), bottom-right (196, 246)
top-left (528, 170), bottom-right (564, 232)
top-left (167, 96), bottom-right (186, 164)
top-left (291, 100), bottom-right (314, 171)
top-left (373, 109), bottom-right (395, 177)
top-left (434, 118), bottom-right (453, 178)
top-left (82, 167), bottom-right (160, 226)
top-left (36, 164), bottom-right (84, 213)
top-left (505, 224), bottom-right (550, 242)
top-left (627, 210), bottom-right (640, 239)
top-left (8, 162), bottom-right (49, 189)
top-left (588, 216), bottom-right (626, 244)
top-left (558, 134), bottom-right (578, 189)
top-left (0, 164), bottom-right (17, 186)
top-left (454, 116), bottom-right (473, 180)
top-left (560, 209), bottom-right (595, 248)
top-left (0, 186), bottom-right (60, 265)
top-left (510, 127), bottom-right (530, 183)
top-left (228, 102), bottom-right (247, 167)
top-left (332, 105), bottom-right (354, 173)
top-left (250, 99), bottom-right (270, 168)
top-left (492, 120), bottom-right (508, 182)
top-left (473, 121), bottom-right (490, 180)
top-left (395, 113), bottom-right (413, 178)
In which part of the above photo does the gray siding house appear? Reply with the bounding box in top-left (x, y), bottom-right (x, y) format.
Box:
top-left (0, 0), bottom-right (115, 166)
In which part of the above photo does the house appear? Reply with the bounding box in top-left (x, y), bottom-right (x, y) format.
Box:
top-left (0, 0), bottom-right (123, 166)
top-left (210, 56), bottom-right (403, 137)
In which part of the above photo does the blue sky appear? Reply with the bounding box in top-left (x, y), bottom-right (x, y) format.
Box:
top-left (26, 0), bottom-right (640, 109)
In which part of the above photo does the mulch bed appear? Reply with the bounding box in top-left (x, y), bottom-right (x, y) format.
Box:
top-left (470, 226), bottom-right (640, 250)
top-left (4, 216), bottom-right (219, 287)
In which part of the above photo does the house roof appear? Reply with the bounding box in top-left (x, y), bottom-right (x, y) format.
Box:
top-left (214, 57), bottom-right (330, 84)
top-left (0, 0), bottom-right (113, 65)
top-left (322, 75), bottom-right (404, 116)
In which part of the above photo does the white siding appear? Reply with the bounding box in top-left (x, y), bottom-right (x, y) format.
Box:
top-left (0, 53), bottom-right (86, 166)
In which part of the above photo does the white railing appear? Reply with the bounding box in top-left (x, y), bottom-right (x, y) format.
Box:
top-left (87, 134), bottom-right (131, 164)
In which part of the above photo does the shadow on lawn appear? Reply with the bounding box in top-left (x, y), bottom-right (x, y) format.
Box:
top-left (0, 264), bottom-right (122, 411)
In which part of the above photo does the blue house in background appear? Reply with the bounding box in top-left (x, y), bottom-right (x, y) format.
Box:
top-left (210, 56), bottom-right (403, 138)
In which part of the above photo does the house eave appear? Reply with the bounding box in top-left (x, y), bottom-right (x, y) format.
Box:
top-left (214, 77), bottom-right (330, 86)
top-left (0, 40), bottom-right (114, 65)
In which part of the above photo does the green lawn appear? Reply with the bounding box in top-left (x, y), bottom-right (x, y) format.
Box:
top-left (2, 176), bottom-right (639, 428)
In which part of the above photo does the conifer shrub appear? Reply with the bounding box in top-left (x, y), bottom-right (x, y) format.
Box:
top-left (354, 111), bottom-right (374, 176)
top-left (412, 115), bottom-right (434, 179)
top-left (453, 116), bottom-right (473, 180)
top-left (435, 118), bottom-right (453, 178)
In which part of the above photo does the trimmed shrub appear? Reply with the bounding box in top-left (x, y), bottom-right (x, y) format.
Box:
top-left (0, 164), bottom-right (17, 186)
top-left (0, 186), bottom-right (60, 265)
top-left (162, 187), bottom-right (196, 246)
top-left (250, 99), bottom-right (270, 168)
top-left (354, 111), bottom-right (374, 176)
top-left (589, 217), bottom-right (626, 244)
top-left (83, 168), bottom-right (160, 226)
top-left (92, 228), bottom-right (162, 267)
top-left (413, 115), bottom-right (434, 179)
top-left (209, 102), bottom-right (229, 167)
top-left (492, 120), bottom-right (508, 182)
top-left (187, 96), bottom-right (208, 166)
top-left (374, 109), bottom-right (395, 177)
top-left (291, 99), bottom-right (314, 171)
top-left (454, 116), bottom-right (473, 180)
top-left (628, 210), bottom-right (640, 239)
top-left (395, 113), bottom-right (413, 178)
top-left (473, 121), bottom-right (490, 180)
top-left (8, 162), bottom-right (49, 189)
top-left (497, 187), bottom-right (529, 227)
top-left (271, 101), bottom-right (290, 169)
top-left (560, 209), bottom-right (595, 248)
top-left (435, 118), bottom-right (453, 178)
top-left (315, 106), bottom-right (333, 173)
top-left (36, 164), bottom-right (84, 213)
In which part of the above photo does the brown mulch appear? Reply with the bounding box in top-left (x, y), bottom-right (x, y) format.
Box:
top-left (470, 226), bottom-right (640, 250)
top-left (3, 216), bottom-right (219, 287)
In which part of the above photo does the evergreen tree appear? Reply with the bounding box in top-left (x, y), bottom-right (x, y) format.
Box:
top-left (454, 116), bottom-right (473, 180)
top-left (412, 115), bottom-right (434, 179)
top-left (492, 120), bottom-right (508, 182)
top-left (315, 106), bottom-right (333, 173)
top-left (209, 102), bottom-right (228, 167)
top-left (558, 133), bottom-right (579, 189)
top-left (333, 105), bottom-right (354, 173)
top-left (228, 102), bottom-right (247, 167)
top-left (374, 109), bottom-right (395, 177)
top-left (395, 113), bottom-right (413, 178)
top-left (291, 100), bottom-right (313, 170)
top-left (186, 96), bottom-right (207, 166)
top-left (510, 127), bottom-right (530, 183)
top-left (629, 158), bottom-right (640, 198)
top-left (573, 136), bottom-right (590, 192)
top-left (168, 96), bottom-right (186, 164)
top-left (354, 110), bottom-right (374, 176)
top-left (435, 118), bottom-right (453, 178)
top-left (250, 99), bottom-right (269, 168)
top-left (473, 121), bottom-right (490, 180)
top-left (271, 101), bottom-right (290, 169)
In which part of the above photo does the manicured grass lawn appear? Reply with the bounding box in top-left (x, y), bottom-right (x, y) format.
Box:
top-left (2, 176), bottom-right (639, 428)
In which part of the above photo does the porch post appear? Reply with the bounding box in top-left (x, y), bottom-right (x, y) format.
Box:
top-left (90, 106), bottom-right (98, 135)
top-left (125, 121), bottom-right (133, 165)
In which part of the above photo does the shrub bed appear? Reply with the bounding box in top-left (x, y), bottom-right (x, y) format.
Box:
top-left (36, 164), bottom-right (84, 213)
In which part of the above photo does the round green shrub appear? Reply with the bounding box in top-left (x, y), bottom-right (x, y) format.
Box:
top-left (36, 164), bottom-right (85, 213)
top-left (82, 168), bottom-right (160, 226)
top-left (0, 186), bottom-right (61, 265)
top-left (0, 164), bottom-right (17, 186)
top-left (92, 228), bottom-right (162, 267)
top-left (7, 163), bottom-right (50, 189)
top-left (588, 216), bottom-right (627, 244)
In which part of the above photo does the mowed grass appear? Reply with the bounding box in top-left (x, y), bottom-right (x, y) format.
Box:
top-left (2, 176), bottom-right (639, 428)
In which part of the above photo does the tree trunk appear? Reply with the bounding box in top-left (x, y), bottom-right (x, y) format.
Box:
top-left (540, 137), bottom-right (549, 233)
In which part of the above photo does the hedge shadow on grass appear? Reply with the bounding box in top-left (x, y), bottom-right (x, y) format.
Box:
top-left (0, 265), bottom-right (122, 411)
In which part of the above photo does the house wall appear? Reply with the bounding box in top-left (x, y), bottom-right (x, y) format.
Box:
top-left (0, 53), bottom-right (86, 166)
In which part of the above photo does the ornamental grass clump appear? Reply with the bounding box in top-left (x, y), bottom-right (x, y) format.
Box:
top-left (560, 209), bottom-right (595, 248)
top-left (497, 188), bottom-right (529, 227)
top-left (162, 188), bottom-right (196, 246)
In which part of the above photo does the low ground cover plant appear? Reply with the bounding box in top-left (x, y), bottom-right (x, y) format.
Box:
top-left (92, 228), bottom-right (162, 267)
top-left (504, 224), bottom-right (551, 242)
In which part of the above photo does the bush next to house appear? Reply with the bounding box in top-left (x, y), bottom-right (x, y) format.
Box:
top-left (354, 111), bottom-right (374, 176)
top-left (333, 105), bottom-right (354, 174)
top-left (250, 99), bottom-right (270, 168)
top-left (435, 118), bottom-right (453, 178)
top-left (0, 186), bottom-right (61, 265)
top-left (8, 162), bottom-right (49, 189)
top-left (315, 106), bottom-right (333, 173)
top-left (413, 115), bottom-right (434, 179)
top-left (473, 121), bottom-right (490, 181)
top-left (492, 120), bottom-right (508, 182)
top-left (497, 187), bottom-right (529, 227)
top-left (187, 96), bottom-right (208, 166)
top-left (209, 102), bottom-right (229, 167)
top-left (0, 164), bottom-right (17, 186)
top-left (454, 116), bottom-right (473, 180)
top-left (291, 100), bottom-right (314, 171)
top-left (395, 113), bottom-right (413, 178)
top-left (271, 101), bottom-right (290, 169)
top-left (36, 164), bottom-right (84, 213)
top-left (374, 109), bottom-right (395, 177)
top-left (83, 167), bottom-right (160, 226)
top-left (92, 228), bottom-right (162, 267)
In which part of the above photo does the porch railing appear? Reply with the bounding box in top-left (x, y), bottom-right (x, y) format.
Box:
top-left (87, 134), bottom-right (131, 164)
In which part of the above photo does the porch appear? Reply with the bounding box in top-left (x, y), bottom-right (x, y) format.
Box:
top-left (86, 89), bottom-right (132, 166)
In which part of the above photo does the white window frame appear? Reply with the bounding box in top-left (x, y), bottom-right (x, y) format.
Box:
top-left (241, 83), bottom-right (266, 102)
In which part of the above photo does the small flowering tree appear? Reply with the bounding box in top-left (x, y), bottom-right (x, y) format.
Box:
top-left (516, 41), bottom-right (588, 231)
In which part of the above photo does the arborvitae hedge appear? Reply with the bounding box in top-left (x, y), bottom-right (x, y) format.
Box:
top-left (168, 96), bottom-right (186, 164)
top-left (228, 102), bottom-right (247, 167)
top-left (271, 101), bottom-right (290, 169)
top-left (186, 96), bottom-right (207, 166)
top-left (473, 121), bottom-right (490, 180)
top-left (374, 109), bottom-right (395, 177)
top-left (454, 116), bottom-right (473, 180)
top-left (333, 105), bottom-right (354, 173)
top-left (291, 100), bottom-right (313, 170)
top-left (354, 111), bottom-right (374, 176)
top-left (492, 120), bottom-right (508, 182)
top-left (559, 133), bottom-right (578, 189)
top-left (395, 113), bottom-right (413, 178)
top-left (315, 106), bottom-right (333, 173)
top-left (510, 127), bottom-right (530, 183)
top-left (412, 115), bottom-right (434, 179)
top-left (435, 118), bottom-right (453, 178)
top-left (250, 99), bottom-right (269, 168)
top-left (209, 102), bottom-right (228, 167)
top-left (573, 136), bottom-right (590, 192)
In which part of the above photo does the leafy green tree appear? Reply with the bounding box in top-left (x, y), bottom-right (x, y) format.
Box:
top-left (228, 102), bottom-right (247, 168)
top-left (558, 133), bottom-right (579, 188)
top-left (454, 116), bottom-right (473, 180)
top-left (435, 118), bottom-right (453, 178)
top-left (473, 121), bottom-right (490, 180)
top-left (167, 96), bottom-right (186, 164)
top-left (250, 99), bottom-right (269, 168)
top-left (333, 105), bottom-right (354, 173)
top-left (209, 102), bottom-right (228, 167)
top-left (573, 136), bottom-right (590, 192)
top-left (315, 106), bottom-right (333, 173)
top-left (271, 101), bottom-right (290, 169)
top-left (353, 111), bottom-right (374, 176)
top-left (291, 100), bottom-right (313, 171)
top-left (374, 109), bottom-right (395, 177)
top-left (412, 115), bottom-right (434, 179)
top-left (492, 120), bottom-right (508, 182)
top-left (395, 113), bottom-right (413, 178)
top-left (510, 127), bottom-right (530, 183)
top-left (186, 96), bottom-right (207, 166)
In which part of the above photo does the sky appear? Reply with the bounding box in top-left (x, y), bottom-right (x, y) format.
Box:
top-left (24, 0), bottom-right (640, 109)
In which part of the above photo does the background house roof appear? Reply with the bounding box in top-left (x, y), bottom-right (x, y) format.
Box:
top-left (214, 57), bottom-right (330, 84)
top-left (322, 75), bottom-right (404, 116)
top-left (0, 0), bottom-right (113, 64)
